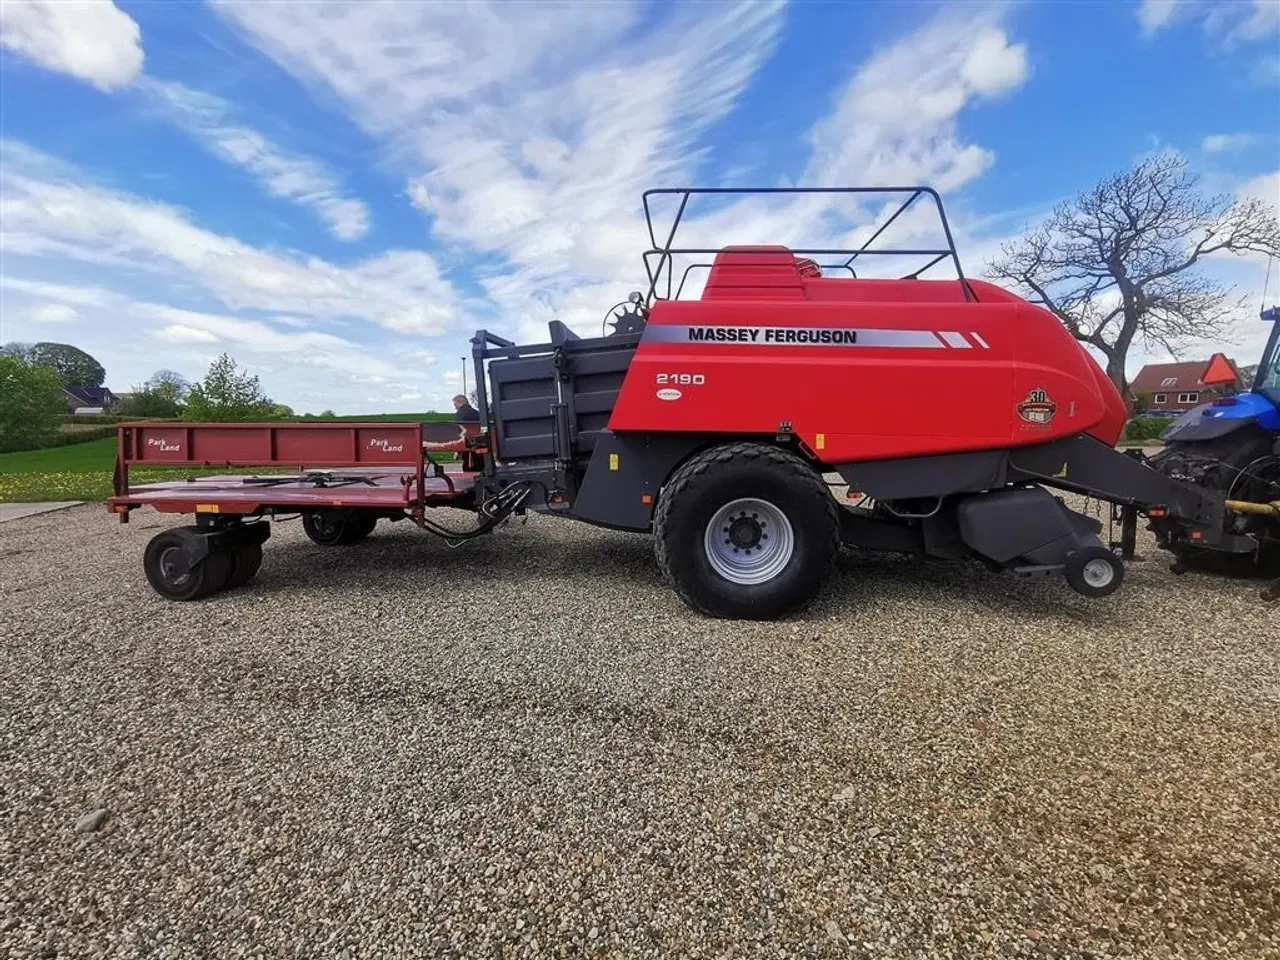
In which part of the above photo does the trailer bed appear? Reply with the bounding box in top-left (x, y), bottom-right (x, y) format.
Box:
top-left (111, 468), bottom-right (477, 516)
top-left (107, 421), bottom-right (484, 520)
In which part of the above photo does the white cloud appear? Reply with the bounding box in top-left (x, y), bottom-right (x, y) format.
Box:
top-left (25, 301), bottom-right (80, 324)
top-left (156, 323), bottom-right (219, 344)
top-left (215, 1), bottom-right (1029, 347)
top-left (1139, 0), bottom-right (1280, 45)
top-left (138, 79), bottom-right (371, 240)
top-left (1202, 133), bottom-right (1259, 153)
top-left (0, 141), bottom-right (460, 335)
top-left (0, 0), bottom-right (143, 91)
top-left (1, 275), bottom-right (451, 410)
top-left (1138, 0), bottom-right (1179, 35)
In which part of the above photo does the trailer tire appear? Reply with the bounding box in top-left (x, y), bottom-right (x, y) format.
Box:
top-left (653, 442), bottom-right (839, 620)
top-left (143, 527), bottom-right (234, 601)
top-left (302, 510), bottom-right (373, 546)
top-left (225, 542), bottom-right (263, 589)
top-left (1065, 546), bottom-right (1124, 598)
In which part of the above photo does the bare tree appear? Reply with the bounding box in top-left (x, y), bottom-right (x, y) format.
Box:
top-left (985, 151), bottom-right (1279, 394)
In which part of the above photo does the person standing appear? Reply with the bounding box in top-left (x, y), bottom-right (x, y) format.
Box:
top-left (452, 394), bottom-right (480, 423)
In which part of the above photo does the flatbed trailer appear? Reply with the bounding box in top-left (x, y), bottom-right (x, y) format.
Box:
top-left (107, 185), bottom-right (1271, 615)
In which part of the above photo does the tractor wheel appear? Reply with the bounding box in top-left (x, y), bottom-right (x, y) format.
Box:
top-left (653, 442), bottom-right (839, 620)
top-left (302, 510), bottom-right (373, 546)
top-left (1065, 546), bottom-right (1124, 598)
top-left (225, 541), bottom-right (264, 589)
top-left (143, 527), bottom-right (233, 601)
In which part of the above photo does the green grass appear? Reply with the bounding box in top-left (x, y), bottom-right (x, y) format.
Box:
top-left (0, 438), bottom-right (118, 474)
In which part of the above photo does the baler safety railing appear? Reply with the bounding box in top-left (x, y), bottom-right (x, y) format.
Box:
top-left (639, 185), bottom-right (975, 304)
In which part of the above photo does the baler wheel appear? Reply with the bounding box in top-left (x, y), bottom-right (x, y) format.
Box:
top-left (225, 542), bottom-right (264, 589)
top-left (653, 442), bottom-right (839, 620)
top-left (1064, 546), bottom-right (1124, 599)
top-left (143, 527), bottom-right (233, 601)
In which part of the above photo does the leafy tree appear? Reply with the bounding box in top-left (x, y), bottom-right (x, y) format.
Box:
top-left (121, 369), bottom-right (192, 419)
top-left (986, 151), bottom-right (1280, 393)
top-left (0, 352), bottom-right (65, 452)
top-left (24, 342), bottom-right (106, 387)
top-left (1, 342), bottom-right (34, 362)
top-left (268, 402), bottom-right (295, 419)
top-left (183, 353), bottom-right (276, 422)
top-left (147, 369), bottom-right (190, 399)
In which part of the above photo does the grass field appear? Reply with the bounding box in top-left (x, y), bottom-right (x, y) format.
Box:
top-left (0, 413), bottom-right (456, 503)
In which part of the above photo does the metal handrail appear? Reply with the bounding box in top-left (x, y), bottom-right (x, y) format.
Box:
top-left (639, 185), bottom-right (974, 303)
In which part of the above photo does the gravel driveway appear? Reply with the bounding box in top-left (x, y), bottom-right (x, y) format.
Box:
top-left (1, 499), bottom-right (1277, 959)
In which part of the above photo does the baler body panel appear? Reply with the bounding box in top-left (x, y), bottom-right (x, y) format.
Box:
top-left (608, 256), bottom-right (1125, 462)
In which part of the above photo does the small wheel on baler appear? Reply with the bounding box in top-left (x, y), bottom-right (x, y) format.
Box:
top-left (224, 542), bottom-right (264, 589)
top-left (653, 442), bottom-right (839, 620)
top-left (143, 527), bottom-right (233, 601)
top-left (1064, 546), bottom-right (1124, 598)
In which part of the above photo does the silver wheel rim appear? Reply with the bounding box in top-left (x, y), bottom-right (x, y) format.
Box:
top-left (1082, 557), bottom-right (1115, 589)
top-left (703, 497), bottom-right (795, 585)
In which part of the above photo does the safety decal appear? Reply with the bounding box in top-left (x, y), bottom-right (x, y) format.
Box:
top-left (1017, 388), bottom-right (1058, 425)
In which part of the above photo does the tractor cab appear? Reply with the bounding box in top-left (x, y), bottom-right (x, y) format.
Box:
top-left (1255, 305), bottom-right (1280, 408)
top-left (1160, 305), bottom-right (1280, 442)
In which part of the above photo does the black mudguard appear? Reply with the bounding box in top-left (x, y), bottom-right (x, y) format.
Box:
top-left (569, 431), bottom-right (709, 531)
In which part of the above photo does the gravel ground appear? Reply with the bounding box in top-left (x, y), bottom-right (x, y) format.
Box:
top-left (1, 496), bottom-right (1277, 960)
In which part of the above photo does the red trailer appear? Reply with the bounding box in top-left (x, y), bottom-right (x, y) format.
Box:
top-left (107, 186), bottom-right (1266, 616)
top-left (109, 420), bottom-right (488, 599)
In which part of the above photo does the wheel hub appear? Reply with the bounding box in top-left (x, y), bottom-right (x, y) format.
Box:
top-left (1082, 557), bottom-right (1115, 588)
top-left (704, 498), bottom-right (795, 585)
top-left (727, 516), bottom-right (763, 550)
top-left (159, 546), bottom-right (192, 586)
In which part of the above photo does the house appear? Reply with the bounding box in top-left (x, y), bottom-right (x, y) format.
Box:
top-left (1129, 353), bottom-right (1242, 415)
top-left (63, 386), bottom-right (119, 415)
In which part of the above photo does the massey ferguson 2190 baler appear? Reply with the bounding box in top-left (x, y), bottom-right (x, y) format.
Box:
top-left (106, 187), bottom-right (1273, 618)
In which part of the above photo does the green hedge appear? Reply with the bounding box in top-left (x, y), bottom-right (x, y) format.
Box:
top-left (61, 413), bottom-right (184, 425)
top-left (1123, 415), bottom-right (1175, 442)
top-left (4, 425), bottom-right (117, 452)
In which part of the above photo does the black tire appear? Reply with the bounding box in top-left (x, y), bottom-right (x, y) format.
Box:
top-left (653, 442), bottom-right (839, 620)
top-left (143, 527), bottom-right (233, 601)
top-left (302, 509), bottom-right (373, 546)
top-left (225, 542), bottom-right (264, 589)
top-left (1065, 546), bottom-right (1124, 598)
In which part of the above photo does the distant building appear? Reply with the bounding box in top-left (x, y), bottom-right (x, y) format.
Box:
top-left (1130, 354), bottom-right (1242, 415)
top-left (63, 386), bottom-right (119, 415)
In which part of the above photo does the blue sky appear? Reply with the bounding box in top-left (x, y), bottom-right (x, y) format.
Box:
top-left (1, 0), bottom-right (1277, 414)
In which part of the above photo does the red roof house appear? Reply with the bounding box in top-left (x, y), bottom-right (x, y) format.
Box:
top-left (1130, 353), bottom-right (1243, 415)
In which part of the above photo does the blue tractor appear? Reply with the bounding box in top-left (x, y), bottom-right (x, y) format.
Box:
top-left (1146, 306), bottom-right (1280, 596)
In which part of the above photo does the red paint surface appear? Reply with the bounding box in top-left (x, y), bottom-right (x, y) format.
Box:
top-left (610, 253), bottom-right (1127, 460)
top-left (109, 471), bottom-right (475, 515)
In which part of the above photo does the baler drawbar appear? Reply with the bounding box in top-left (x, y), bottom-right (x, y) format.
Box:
top-left (106, 185), bottom-right (1271, 616)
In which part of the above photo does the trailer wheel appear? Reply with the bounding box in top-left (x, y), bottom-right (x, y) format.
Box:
top-left (653, 442), bottom-right (839, 619)
top-left (302, 509), bottom-right (373, 546)
top-left (143, 527), bottom-right (233, 601)
top-left (225, 542), bottom-right (263, 589)
top-left (1065, 546), bottom-right (1124, 598)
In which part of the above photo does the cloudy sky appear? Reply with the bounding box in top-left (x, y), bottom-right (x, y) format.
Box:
top-left (1, 0), bottom-right (1277, 414)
